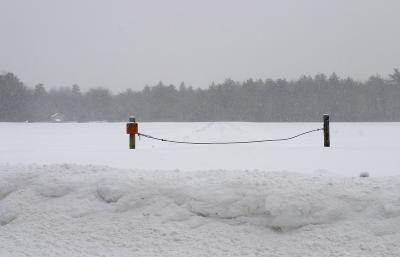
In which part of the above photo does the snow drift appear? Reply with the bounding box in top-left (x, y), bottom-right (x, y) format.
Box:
top-left (1, 164), bottom-right (399, 256)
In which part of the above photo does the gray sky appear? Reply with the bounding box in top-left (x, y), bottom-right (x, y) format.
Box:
top-left (1, 0), bottom-right (399, 92)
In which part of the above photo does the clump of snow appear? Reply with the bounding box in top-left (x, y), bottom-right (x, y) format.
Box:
top-left (96, 180), bottom-right (133, 203)
top-left (0, 178), bottom-right (16, 200)
top-left (0, 164), bottom-right (399, 256)
top-left (0, 208), bottom-right (17, 226)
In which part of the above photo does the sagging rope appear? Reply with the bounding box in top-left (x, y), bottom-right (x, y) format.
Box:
top-left (137, 128), bottom-right (323, 145)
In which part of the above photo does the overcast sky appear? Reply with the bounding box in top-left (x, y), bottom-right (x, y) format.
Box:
top-left (1, 0), bottom-right (399, 92)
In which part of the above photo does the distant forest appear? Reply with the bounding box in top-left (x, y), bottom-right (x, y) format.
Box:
top-left (1, 70), bottom-right (400, 122)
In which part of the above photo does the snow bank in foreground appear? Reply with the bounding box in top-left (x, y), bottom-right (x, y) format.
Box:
top-left (0, 164), bottom-right (399, 257)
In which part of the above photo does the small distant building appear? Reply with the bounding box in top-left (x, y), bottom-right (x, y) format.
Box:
top-left (51, 113), bottom-right (66, 122)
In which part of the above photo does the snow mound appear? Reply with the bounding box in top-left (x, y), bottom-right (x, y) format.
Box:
top-left (187, 185), bottom-right (347, 231)
top-left (0, 164), bottom-right (399, 256)
top-left (0, 178), bottom-right (16, 200)
top-left (96, 181), bottom-right (133, 203)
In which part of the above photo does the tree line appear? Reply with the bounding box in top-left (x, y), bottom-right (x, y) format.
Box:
top-left (1, 70), bottom-right (400, 122)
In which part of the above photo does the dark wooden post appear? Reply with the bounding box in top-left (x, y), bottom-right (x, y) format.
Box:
top-left (323, 114), bottom-right (330, 147)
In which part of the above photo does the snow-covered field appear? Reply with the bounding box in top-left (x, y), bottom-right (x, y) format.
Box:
top-left (1, 122), bottom-right (400, 256)
top-left (1, 122), bottom-right (400, 176)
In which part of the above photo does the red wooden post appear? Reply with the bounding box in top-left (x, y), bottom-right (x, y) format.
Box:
top-left (127, 116), bottom-right (138, 149)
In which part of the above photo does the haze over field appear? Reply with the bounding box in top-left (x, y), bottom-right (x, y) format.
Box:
top-left (1, 0), bottom-right (400, 91)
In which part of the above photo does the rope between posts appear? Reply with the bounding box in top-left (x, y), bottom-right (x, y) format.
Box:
top-left (137, 128), bottom-right (323, 145)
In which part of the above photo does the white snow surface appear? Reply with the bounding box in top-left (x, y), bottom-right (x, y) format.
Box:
top-left (1, 122), bottom-right (400, 176)
top-left (1, 122), bottom-right (400, 256)
top-left (0, 164), bottom-right (399, 257)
